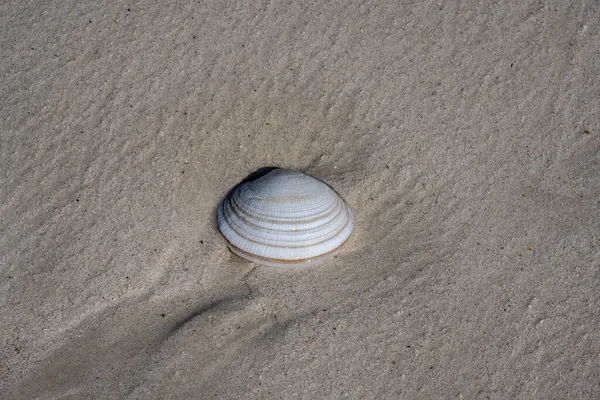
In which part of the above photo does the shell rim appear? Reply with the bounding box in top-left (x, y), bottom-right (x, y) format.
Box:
top-left (224, 235), bottom-right (351, 267)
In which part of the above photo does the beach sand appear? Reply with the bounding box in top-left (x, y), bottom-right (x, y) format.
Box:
top-left (1, 0), bottom-right (599, 398)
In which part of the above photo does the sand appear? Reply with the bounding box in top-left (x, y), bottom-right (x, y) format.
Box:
top-left (1, 0), bottom-right (599, 398)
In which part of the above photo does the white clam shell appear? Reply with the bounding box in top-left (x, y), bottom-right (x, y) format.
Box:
top-left (217, 168), bottom-right (354, 267)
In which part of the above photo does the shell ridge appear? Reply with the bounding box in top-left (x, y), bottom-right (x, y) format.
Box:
top-left (222, 201), bottom-right (353, 250)
top-left (229, 193), bottom-right (345, 230)
top-left (225, 196), bottom-right (349, 239)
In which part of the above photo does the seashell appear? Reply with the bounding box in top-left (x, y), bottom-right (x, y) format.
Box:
top-left (217, 168), bottom-right (354, 267)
